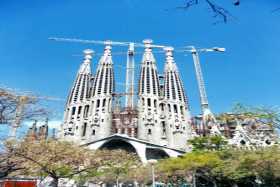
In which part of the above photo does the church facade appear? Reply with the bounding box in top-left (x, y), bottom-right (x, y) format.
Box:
top-left (59, 40), bottom-right (194, 161)
top-left (58, 39), bottom-right (277, 162)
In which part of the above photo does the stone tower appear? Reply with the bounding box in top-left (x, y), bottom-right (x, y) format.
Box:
top-left (137, 39), bottom-right (162, 144)
top-left (89, 44), bottom-right (114, 141)
top-left (62, 49), bottom-right (93, 142)
top-left (163, 47), bottom-right (192, 149)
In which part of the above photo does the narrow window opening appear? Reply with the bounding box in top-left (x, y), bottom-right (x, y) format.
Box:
top-left (147, 98), bottom-right (151, 107)
top-left (82, 123), bottom-right (87, 137)
top-left (84, 105), bottom-right (89, 118)
top-left (160, 103), bottom-right (164, 111)
top-left (71, 107), bottom-right (76, 115)
top-left (78, 106), bottom-right (82, 115)
top-left (102, 99), bottom-right (106, 107)
top-left (174, 105), bottom-right (178, 113)
top-left (180, 106), bottom-right (184, 115)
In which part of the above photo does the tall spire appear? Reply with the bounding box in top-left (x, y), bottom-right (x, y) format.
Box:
top-left (163, 47), bottom-right (192, 150)
top-left (89, 43), bottom-right (114, 141)
top-left (164, 47), bottom-right (189, 107)
top-left (62, 49), bottom-right (93, 141)
top-left (137, 39), bottom-right (161, 144)
top-left (67, 49), bottom-right (93, 105)
top-left (138, 39), bottom-right (160, 97)
top-left (91, 44), bottom-right (114, 97)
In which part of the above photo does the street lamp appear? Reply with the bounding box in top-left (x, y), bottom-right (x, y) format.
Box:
top-left (147, 159), bottom-right (158, 187)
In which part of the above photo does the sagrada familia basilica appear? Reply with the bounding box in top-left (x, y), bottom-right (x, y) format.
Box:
top-left (50, 39), bottom-right (278, 163)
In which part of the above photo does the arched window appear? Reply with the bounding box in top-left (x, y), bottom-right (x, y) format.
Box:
top-left (160, 103), bottom-right (164, 111)
top-left (108, 98), bottom-right (111, 111)
top-left (154, 100), bottom-right (157, 108)
top-left (180, 106), bottom-right (184, 115)
top-left (82, 123), bottom-right (87, 137)
top-left (174, 105), bottom-right (178, 113)
top-left (161, 121), bottom-right (166, 135)
top-left (148, 128), bottom-right (152, 135)
top-left (96, 99), bottom-right (100, 108)
top-left (78, 106), bottom-right (82, 115)
top-left (84, 105), bottom-right (89, 118)
top-left (147, 98), bottom-right (151, 107)
top-left (71, 107), bottom-right (76, 115)
top-left (102, 98), bottom-right (106, 107)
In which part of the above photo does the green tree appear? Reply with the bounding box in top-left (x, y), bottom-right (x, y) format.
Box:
top-left (94, 149), bottom-right (141, 186)
top-left (188, 135), bottom-right (228, 151)
top-left (158, 147), bottom-right (280, 187)
top-left (5, 139), bottom-right (105, 187)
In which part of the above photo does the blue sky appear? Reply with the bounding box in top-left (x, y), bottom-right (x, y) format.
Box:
top-left (0, 0), bottom-right (280, 129)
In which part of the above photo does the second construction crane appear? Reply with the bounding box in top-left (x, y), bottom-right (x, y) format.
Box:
top-left (182, 46), bottom-right (225, 132)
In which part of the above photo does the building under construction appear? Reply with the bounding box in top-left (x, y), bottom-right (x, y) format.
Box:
top-left (58, 38), bottom-right (277, 162)
top-left (59, 39), bottom-right (193, 162)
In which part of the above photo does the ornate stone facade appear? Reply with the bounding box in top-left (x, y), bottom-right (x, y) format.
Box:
top-left (60, 40), bottom-right (193, 153)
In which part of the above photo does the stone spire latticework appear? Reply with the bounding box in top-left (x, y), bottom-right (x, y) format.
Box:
top-left (163, 47), bottom-right (192, 149)
top-left (137, 39), bottom-right (162, 144)
top-left (62, 49), bottom-right (94, 141)
top-left (89, 45), bottom-right (114, 141)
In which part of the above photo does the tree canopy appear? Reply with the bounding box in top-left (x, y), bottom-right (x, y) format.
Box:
top-left (157, 146), bottom-right (280, 187)
top-left (4, 139), bottom-right (105, 187)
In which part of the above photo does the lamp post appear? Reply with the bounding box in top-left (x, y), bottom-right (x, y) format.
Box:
top-left (147, 159), bottom-right (158, 187)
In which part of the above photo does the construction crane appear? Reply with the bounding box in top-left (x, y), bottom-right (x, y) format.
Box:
top-left (182, 46), bottom-right (225, 132)
top-left (49, 37), bottom-right (167, 109)
top-left (125, 43), bottom-right (135, 109)
top-left (0, 87), bottom-right (63, 139)
top-left (11, 95), bottom-right (63, 139)
top-left (48, 37), bottom-right (166, 48)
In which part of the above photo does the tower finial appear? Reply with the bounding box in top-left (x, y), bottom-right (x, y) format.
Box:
top-left (83, 49), bottom-right (94, 63)
top-left (104, 42), bottom-right (112, 56)
top-left (143, 39), bottom-right (153, 52)
top-left (164, 46), bottom-right (174, 64)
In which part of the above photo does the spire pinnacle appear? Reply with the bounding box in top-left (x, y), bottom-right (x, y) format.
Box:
top-left (164, 47), bottom-right (177, 72)
top-left (78, 49), bottom-right (93, 74)
top-left (142, 39), bottom-right (155, 62)
top-left (143, 39), bottom-right (153, 52)
top-left (83, 49), bottom-right (94, 62)
top-left (104, 44), bottom-right (112, 56)
top-left (164, 47), bottom-right (175, 64)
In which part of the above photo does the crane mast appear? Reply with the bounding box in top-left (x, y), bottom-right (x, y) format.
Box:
top-left (1, 87), bottom-right (63, 139)
top-left (9, 96), bottom-right (27, 139)
top-left (187, 46), bottom-right (225, 135)
top-left (191, 49), bottom-right (209, 113)
top-left (125, 43), bottom-right (135, 109)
